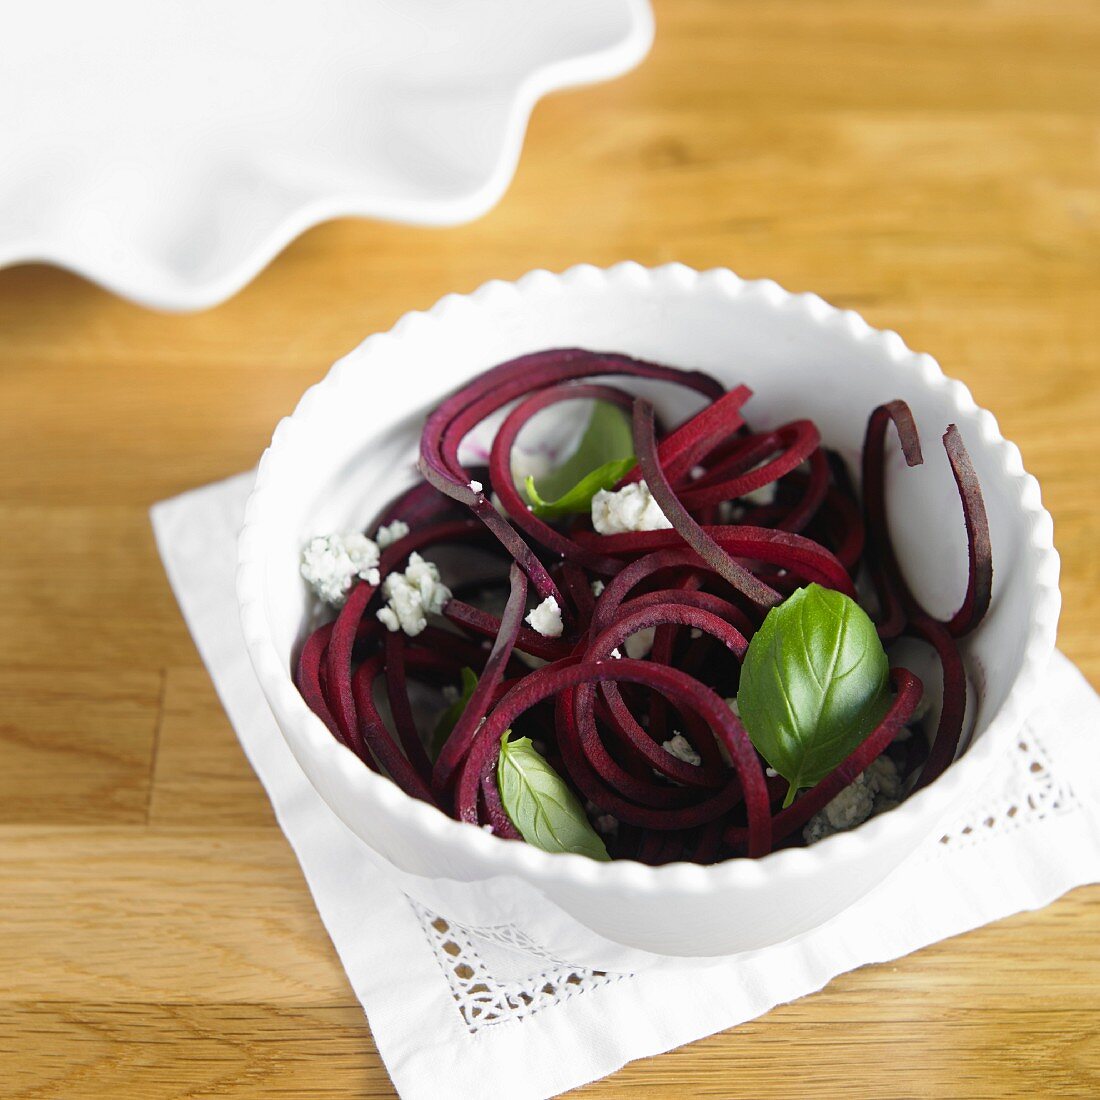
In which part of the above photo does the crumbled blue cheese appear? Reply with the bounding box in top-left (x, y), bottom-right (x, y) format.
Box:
top-left (376, 552), bottom-right (451, 637)
top-left (591, 480), bottom-right (672, 535)
top-left (590, 579), bottom-right (606, 597)
top-left (662, 732), bottom-right (702, 767)
top-left (526, 595), bottom-right (563, 638)
top-left (374, 520), bottom-right (409, 549)
top-left (300, 533), bottom-right (381, 607)
top-left (865, 755), bottom-right (903, 800)
top-left (468, 479), bottom-right (483, 494)
top-left (803, 756), bottom-right (903, 845)
top-left (803, 778), bottom-right (875, 843)
top-left (624, 625), bottom-right (656, 659)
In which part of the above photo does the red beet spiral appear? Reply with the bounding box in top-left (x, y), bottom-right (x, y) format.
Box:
top-left (293, 349), bottom-right (990, 864)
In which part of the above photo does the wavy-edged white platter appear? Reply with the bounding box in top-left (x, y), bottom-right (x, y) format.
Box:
top-left (0, 0), bottom-right (652, 311)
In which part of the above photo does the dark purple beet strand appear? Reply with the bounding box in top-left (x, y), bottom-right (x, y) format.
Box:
top-left (293, 348), bottom-right (992, 864)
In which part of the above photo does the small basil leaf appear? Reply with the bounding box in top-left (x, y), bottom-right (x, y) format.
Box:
top-left (525, 456), bottom-right (637, 520)
top-left (737, 584), bottom-right (890, 804)
top-left (523, 401), bottom-right (635, 516)
top-left (497, 733), bottom-right (610, 860)
top-left (430, 667), bottom-right (478, 760)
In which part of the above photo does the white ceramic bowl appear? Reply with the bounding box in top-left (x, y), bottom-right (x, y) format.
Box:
top-left (238, 263), bottom-right (1059, 962)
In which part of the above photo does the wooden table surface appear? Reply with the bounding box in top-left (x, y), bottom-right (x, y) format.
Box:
top-left (2, 1), bottom-right (1098, 1096)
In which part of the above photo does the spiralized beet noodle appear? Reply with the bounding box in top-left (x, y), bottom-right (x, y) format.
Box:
top-left (295, 348), bottom-right (992, 864)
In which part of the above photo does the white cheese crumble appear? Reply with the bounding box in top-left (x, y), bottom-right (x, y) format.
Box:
top-left (590, 579), bottom-right (606, 597)
top-left (375, 552), bottom-right (451, 637)
top-left (374, 520), bottom-right (409, 549)
top-left (662, 732), bottom-right (702, 767)
top-left (865, 755), bottom-right (903, 800)
top-left (591, 480), bottom-right (672, 535)
top-left (300, 533), bottom-right (381, 607)
top-left (468, 479), bottom-right (483, 494)
top-left (624, 625), bottom-right (656, 660)
top-left (526, 595), bottom-right (563, 638)
top-left (803, 756), bottom-right (903, 845)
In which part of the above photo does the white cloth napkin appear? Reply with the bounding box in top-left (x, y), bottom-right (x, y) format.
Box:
top-left (152, 473), bottom-right (1100, 1100)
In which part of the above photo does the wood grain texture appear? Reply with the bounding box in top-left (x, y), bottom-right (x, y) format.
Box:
top-left (0, 0), bottom-right (1097, 1096)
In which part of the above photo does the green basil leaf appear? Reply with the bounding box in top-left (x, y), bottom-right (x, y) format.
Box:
top-left (524, 456), bottom-right (637, 520)
top-left (736, 584), bottom-right (890, 806)
top-left (524, 401), bottom-right (635, 518)
top-left (430, 667), bottom-right (478, 760)
top-left (497, 733), bottom-right (610, 860)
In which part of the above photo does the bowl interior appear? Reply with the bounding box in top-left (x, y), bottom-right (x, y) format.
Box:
top-left (261, 275), bottom-right (1033, 758)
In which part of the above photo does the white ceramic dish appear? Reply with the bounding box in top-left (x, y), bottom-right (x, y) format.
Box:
top-left (0, 0), bottom-right (651, 311)
top-left (238, 263), bottom-right (1060, 961)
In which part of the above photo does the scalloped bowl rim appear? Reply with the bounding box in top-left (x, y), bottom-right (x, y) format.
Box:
top-left (237, 261), bottom-right (1061, 897)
